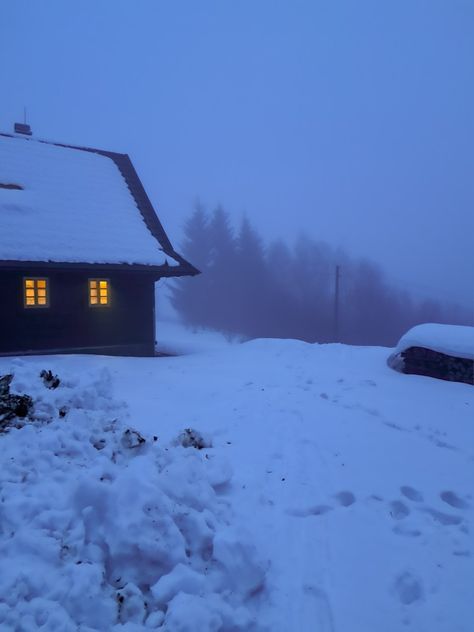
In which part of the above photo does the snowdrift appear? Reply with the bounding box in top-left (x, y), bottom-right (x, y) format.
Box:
top-left (0, 362), bottom-right (266, 631)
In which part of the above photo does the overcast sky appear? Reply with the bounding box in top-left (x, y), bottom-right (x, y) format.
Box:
top-left (2, 0), bottom-right (473, 309)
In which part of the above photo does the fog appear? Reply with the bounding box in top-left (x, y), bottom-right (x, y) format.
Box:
top-left (169, 205), bottom-right (471, 346)
top-left (2, 0), bottom-right (473, 314)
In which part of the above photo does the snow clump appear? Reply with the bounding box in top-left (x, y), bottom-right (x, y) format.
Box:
top-left (0, 361), bottom-right (267, 631)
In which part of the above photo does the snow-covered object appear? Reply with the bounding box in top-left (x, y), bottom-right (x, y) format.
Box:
top-left (0, 134), bottom-right (177, 266)
top-left (393, 323), bottom-right (474, 360)
top-left (0, 363), bottom-right (266, 631)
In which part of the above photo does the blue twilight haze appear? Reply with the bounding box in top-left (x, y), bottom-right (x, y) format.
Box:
top-left (1, 0), bottom-right (473, 308)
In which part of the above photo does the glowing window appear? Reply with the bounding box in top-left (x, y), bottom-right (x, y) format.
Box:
top-left (24, 278), bottom-right (49, 308)
top-left (89, 279), bottom-right (110, 306)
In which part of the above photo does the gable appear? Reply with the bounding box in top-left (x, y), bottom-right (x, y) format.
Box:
top-left (0, 133), bottom-right (189, 271)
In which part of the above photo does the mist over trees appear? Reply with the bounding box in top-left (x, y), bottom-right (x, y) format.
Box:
top-left (170, 205), bottom-right (472, 346)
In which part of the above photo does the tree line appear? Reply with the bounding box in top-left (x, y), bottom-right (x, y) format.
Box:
top-left (170, 205), bottom-right (471, 346)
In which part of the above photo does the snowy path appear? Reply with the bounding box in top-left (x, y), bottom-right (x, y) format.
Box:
top-left (7, 335), bottom-right (474, 631)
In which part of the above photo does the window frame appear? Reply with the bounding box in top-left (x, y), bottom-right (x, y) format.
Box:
top-left (23, 277), bottom-right (50, 309)
top-left (88, 278), bottom-right (111, 308)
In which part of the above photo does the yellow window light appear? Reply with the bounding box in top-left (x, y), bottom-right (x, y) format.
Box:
top-left (89, 279), bottom-right (110, 307)
top-left (24, 278), bottom-right (49, 308)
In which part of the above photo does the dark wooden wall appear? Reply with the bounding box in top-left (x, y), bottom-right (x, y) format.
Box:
top-left (0, 268), bottom-right (157, 356)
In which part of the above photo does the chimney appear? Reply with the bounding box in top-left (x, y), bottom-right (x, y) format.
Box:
top-left (14, 122), bottom-right (32, 136)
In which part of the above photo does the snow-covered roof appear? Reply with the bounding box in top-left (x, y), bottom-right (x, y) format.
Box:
top-left (0, 133), bottom-right (184, 269)
top-left (394, 323), bottom-right (474, 360)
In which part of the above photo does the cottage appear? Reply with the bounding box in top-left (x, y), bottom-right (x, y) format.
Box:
top-left (0, 125), bottom-right (198, 356)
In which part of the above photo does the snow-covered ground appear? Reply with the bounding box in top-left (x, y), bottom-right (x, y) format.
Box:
top-left (1, 322), bottom-right (473, 631)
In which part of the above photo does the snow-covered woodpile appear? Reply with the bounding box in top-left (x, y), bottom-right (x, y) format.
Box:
top-left (388, 323), bottom-right (474, 385)
top-left (399, 346), bottom-right (473, 385)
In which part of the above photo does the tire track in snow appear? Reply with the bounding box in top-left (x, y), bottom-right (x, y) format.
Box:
top-left (263, 405), bottom-right (336, 631)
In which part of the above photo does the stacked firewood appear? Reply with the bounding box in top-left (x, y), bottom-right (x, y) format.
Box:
top-left (401, 346), bottom-right (474, 385)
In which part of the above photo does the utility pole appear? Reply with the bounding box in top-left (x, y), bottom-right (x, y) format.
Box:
top-left (334, 264), bottom-right (340, 342)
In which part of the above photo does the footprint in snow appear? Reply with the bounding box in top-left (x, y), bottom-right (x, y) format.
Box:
top-left (392, 525), bottom-right (422, 538)
top-left (362, 379), bottom-right (377, 387)
top-left (389, 501), bottom-right (411, 520)
top-left (288, 490), bottom-right (356, 517)
top-left (420, 507), bottom-right (463, 526)
top-left (334, 491), bottom-right (356, 507)
top-left (440, 490), bottom-right (469, 510)
top-left (393, 572), bottom-right (424, 605)
top-left (287, 505), bottom-right (333, 518)
top-left (400, 486), bottom-right (424, 503)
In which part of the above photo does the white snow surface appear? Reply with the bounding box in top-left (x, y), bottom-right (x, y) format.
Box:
top-left (1, 323), bottom-right (473, 631)
top-left (394, 323), bottom-right (474, 360)
top-left (0, 134), bottom-right (175, 266)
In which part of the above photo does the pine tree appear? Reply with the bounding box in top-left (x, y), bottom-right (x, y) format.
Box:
top-left (169, 203), bottom-right (212, 326)
top-left (204, 206), bottom-right (238, 332)
top-left (234, 216), bottom-right (268, 336)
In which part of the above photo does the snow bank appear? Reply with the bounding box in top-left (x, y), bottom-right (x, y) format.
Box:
top-left (0, 134), bottom-right (176, 266)
top-left (155, 320), bottom-right (243, 356)
top-left (393, 323), bottom-right (474, 360)
top-left (0, 362), bottom-right (266, 631)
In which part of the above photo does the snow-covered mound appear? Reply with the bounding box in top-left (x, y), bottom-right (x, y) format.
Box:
top-left (393, 323), bottom-right (474, 360)
top-left (388, 323), bottom-right (474, 384)
top-left (155, 320), bottom-right (243, 356)
top-left (0, 362), bottom-right (266, 631)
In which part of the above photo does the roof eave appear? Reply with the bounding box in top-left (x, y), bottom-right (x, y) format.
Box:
top-left (0, 259), bottom-right (200, 279)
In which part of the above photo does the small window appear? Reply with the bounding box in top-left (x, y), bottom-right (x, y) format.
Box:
top-left (24, 278), bottom-right (49, 308)
top-left (89, 279), bottom-right (110, 306)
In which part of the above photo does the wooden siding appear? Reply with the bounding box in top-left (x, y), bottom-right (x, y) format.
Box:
top-left (0, 269), bottom-right (157, 356)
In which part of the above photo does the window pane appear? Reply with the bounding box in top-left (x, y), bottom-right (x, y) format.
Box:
top-left (24, 278), bottom-right (48, 307)
top-left (90, 280), bottom-right (97, 289)
top-left (90, 289), bottom-right (98, 297)
top-left (99, 280), bottom-right (108, 289)
top-left (100, 289), bottom-right (107, 297)
top-left (100, 296), bottom-right (108, 304)
top-left (90, 296), bottom-right (98, 304)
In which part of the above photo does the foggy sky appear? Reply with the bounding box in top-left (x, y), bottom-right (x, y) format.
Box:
top-left (2, 0), bottom-right (473, 310)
